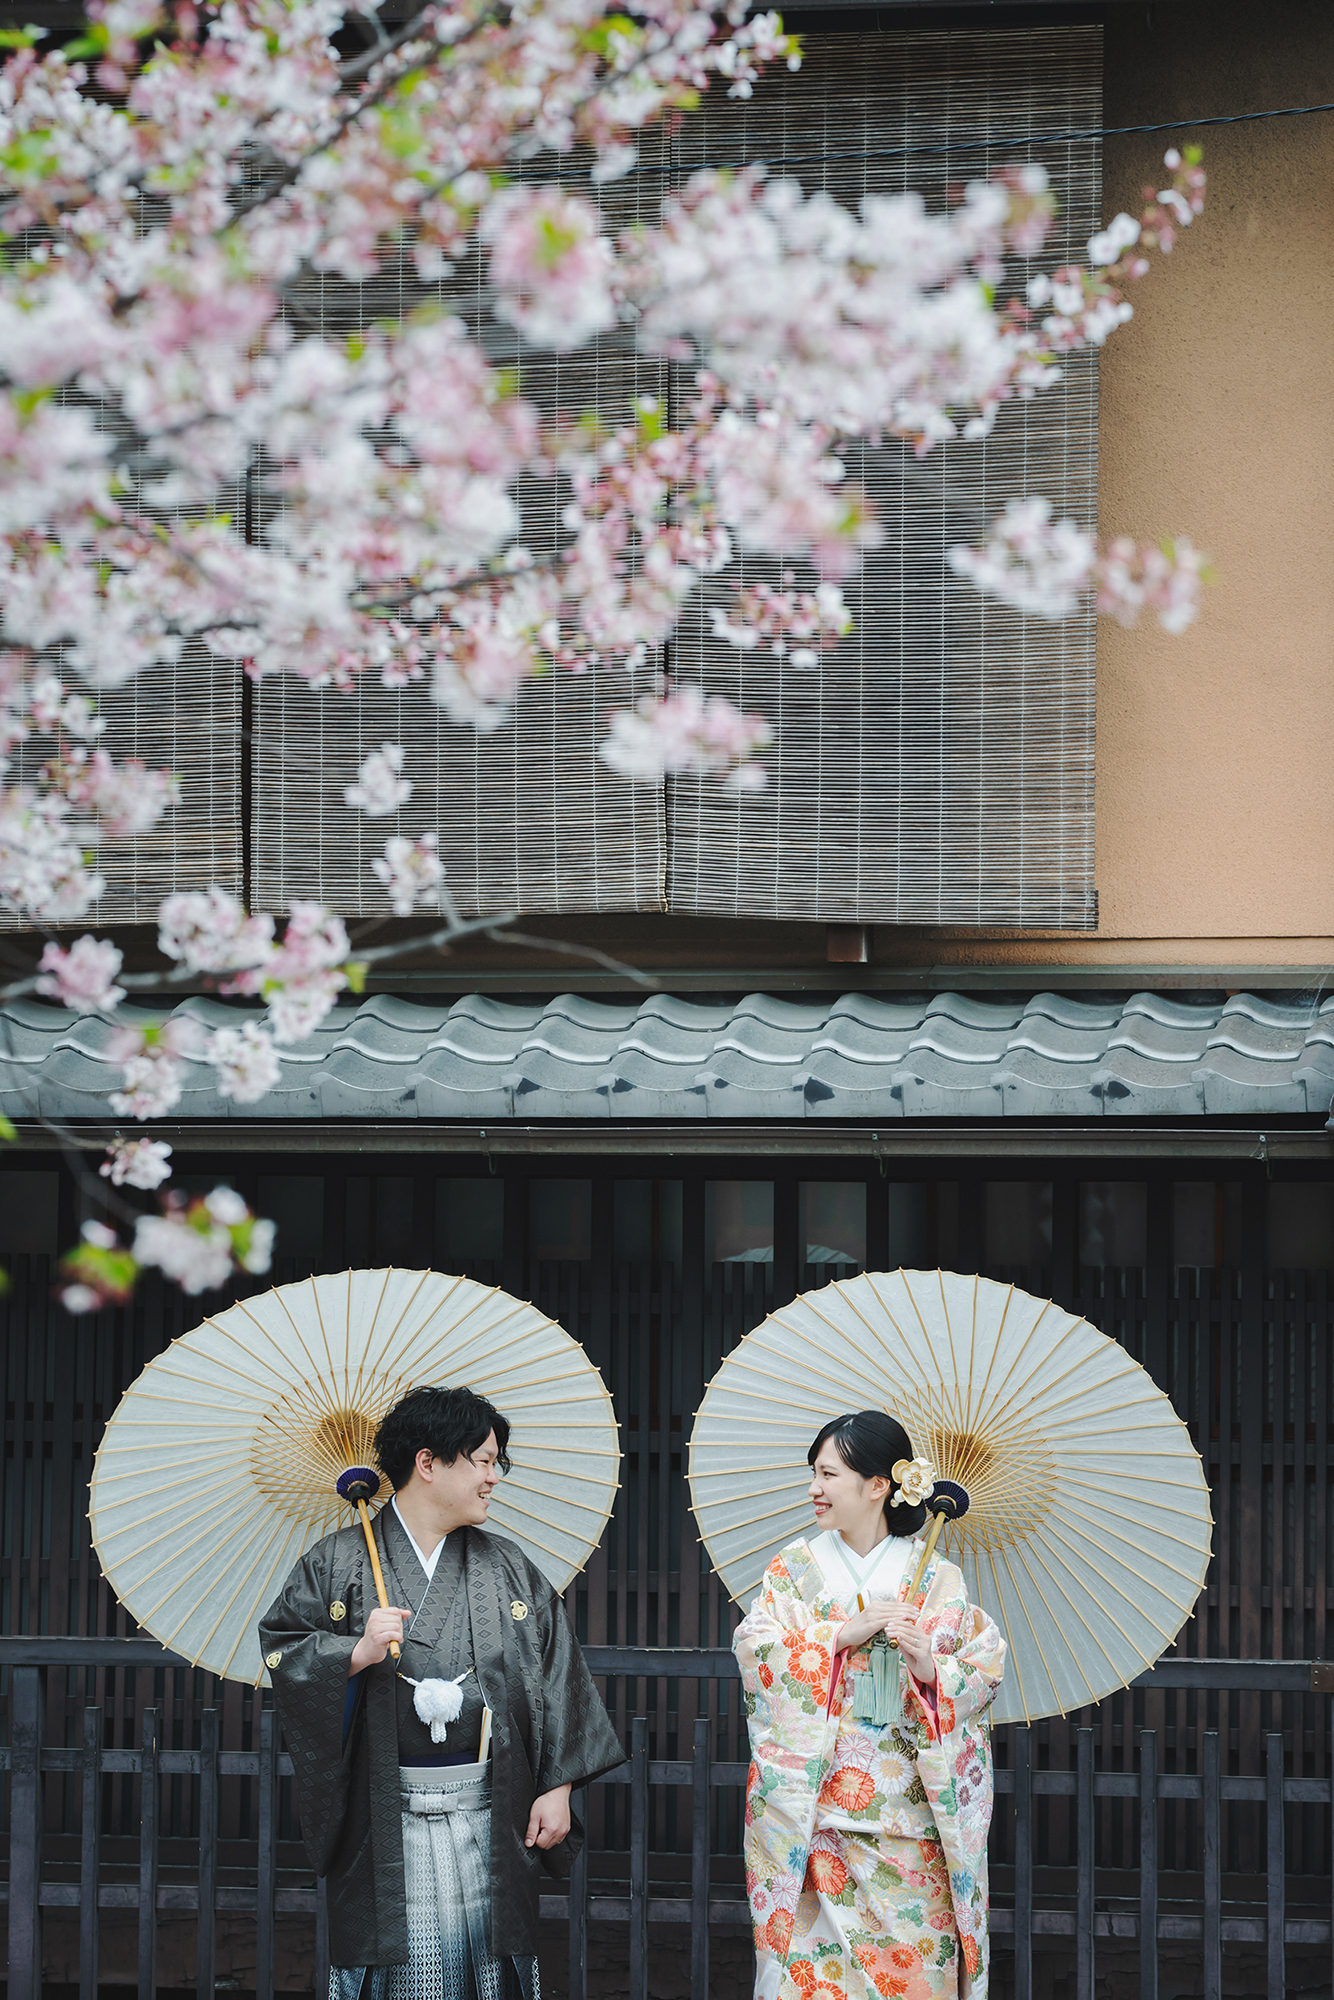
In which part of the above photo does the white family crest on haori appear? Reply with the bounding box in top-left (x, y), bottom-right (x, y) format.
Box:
top-left (688, 1268), bottom-right (1212, 1725)
top-left (89, 1268), bottom-right (619, 1686)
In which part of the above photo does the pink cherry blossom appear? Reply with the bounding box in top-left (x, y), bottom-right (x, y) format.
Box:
top-left (132, 1187), bottom-right (275, 1292)
top-left (36, 936), bottom-right (125, 1012)
top-left (158, 888), bottom-right (275, 974)
top-left (100, 1135), bottom-right (173, 1189)
top-left (106, 1015), bottom-right (203, 1119)
top-left (344, 742), bottom-right (412, 817)
top-left (483, 187), bottom-right (617, 351)
top-left (227, 900), bottom-right (350, 1042)
top-left (600, 681), bottom-right (773, 789)
top-left (949, 500), bottom-right (1211, 634)
top-left (205, 1020), bottom-right (284, 1102)
top-left (373, 832), bottom-right (444, 916)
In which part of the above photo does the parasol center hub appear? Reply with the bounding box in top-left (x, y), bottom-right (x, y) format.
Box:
top-left (897, 1413), bottom-right (1058, 1557)
top-left (250, 1387), bottom-right (411, 1526)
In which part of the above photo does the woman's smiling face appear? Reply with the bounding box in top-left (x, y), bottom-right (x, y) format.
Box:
top-left (807, 1443), bottom-right (890, 1537)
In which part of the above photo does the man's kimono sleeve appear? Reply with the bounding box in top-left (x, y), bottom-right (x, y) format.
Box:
top-left (258, 1546), bottom-right (362, 1877)
top-left (532, 1588), bottom-right (624, 1795)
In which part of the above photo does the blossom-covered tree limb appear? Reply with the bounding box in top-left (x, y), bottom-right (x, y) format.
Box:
top-left (0, 0), bottom-right (1212, 1305)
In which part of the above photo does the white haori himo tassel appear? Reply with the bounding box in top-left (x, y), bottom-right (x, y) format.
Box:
top-left (400, 1667), bottom-right (472, 1743)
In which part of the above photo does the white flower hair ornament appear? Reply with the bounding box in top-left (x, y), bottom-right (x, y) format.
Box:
top-left (891, 1457), bottom-right (936, 1507)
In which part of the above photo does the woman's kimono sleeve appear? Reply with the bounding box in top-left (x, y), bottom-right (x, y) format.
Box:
top-left (903, 1559), bottom-right (1006, 2000)
top-left (734, 1551), bottom-right (842, 1972)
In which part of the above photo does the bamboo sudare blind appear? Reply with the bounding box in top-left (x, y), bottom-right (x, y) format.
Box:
top-left (2, 391), bottom-right (245, 931)
top-left (253, 23), bottom-right (1101, 927)
top-left (250, 154), bottom-right (672, 920)
top-left (666, 24), bottom-right (1102, 930)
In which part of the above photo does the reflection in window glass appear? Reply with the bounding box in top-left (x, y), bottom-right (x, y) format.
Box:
top-left (256, 1176), bottom-right (324, 1262)
top-left (984, 1182), bottom-right (1052, 1266)
top-left (0, 1172), bottom-right (58, 1253)
top-left (887, 1184), bottom-right (932, 1268)
top-left (706, 1181), bottom-right (774, 1263)
top-left (1079, 1183), bottom-right (1147, 1267)
top-left (436, 1179), bottom-right (504, 1267)
top-left (1267, 1184), bottom-right (1334, 1271)
top-left (613, 1181), bottom-right (683, 1264)
top-left (529, 1179), bottom-right (592, 1260)
top-left (800, 1183), bottom-right (866, 1266)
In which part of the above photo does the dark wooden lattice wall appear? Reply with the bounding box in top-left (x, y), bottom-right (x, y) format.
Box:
top-left (1, 1148), bottom-right (1330, 1944)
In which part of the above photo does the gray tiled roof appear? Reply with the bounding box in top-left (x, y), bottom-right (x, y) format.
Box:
top-left (2, 989), bottom-right (1333, 1120)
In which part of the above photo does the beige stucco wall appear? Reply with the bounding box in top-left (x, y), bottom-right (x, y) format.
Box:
top-left (1015, 0), bottom-right (1334, 969)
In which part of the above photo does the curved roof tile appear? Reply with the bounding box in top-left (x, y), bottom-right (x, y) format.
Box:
top-left (1, 989), bottom-right (1331, 1121)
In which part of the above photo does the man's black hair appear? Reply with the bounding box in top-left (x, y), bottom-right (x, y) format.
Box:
top-left (373, 1385), bottom-right (511, 1491)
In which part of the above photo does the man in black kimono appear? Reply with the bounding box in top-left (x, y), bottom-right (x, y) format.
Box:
top-left (258, 1383), bottom-right (624, 2000)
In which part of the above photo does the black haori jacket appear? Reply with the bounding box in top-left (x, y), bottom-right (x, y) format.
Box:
top-left (258, 1510), bottom-right (624, 1970)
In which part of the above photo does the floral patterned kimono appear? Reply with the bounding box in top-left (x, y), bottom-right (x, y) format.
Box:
top-left (734, 1531), bottom-right (1006, 2000)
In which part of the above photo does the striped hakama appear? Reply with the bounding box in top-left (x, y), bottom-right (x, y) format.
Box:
top-left (332, 1766), bottom-right (540, 2000)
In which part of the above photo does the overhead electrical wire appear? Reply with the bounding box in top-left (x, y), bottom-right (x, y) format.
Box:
top-left (601, 96), bottom-right (1334, 180)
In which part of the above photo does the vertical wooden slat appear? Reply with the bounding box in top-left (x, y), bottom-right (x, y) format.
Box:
top-left (1077, 1726), bottom-right (1095, 2000)
top-left (1267, 1731), bottom-right (1285, 2000)
top-left (1203, 1729), bottom-right (1222, 2000)
top-left (79, 1703), bottom-right (102, 2000)
top-left (7, 1664), bottom-right (45, 2000)
top-left (138, 1705), bottom-right (159, 2000)
top-left (691, 1716), bottom-right (712, 2000)
top-left (256, 1704), bottom-right (278, 2000)
top-left (568, 1783), bottom-right (589, 2000)
top-left (1239, 1192), bottom-right (1265, 1866)
top-left (1139, 1727), bottom-right (1158, 2000)
top-left (1013, 1727), bottom-right (1032, 2000)
top-left (316, 1874), bottom-right (331, 2000)
top-left (197, 1707), bottom-right (219, 2000)
top-left (629, 1716), bottom-right (650, 2000)
top-left (773, 1177), bottom-right (798, 1310)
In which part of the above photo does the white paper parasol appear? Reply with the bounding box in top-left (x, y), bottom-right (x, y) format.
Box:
top-left (90, 1267), bottom-right (619, 1686)
top-left (688, 1269), bottom-right (1211, 1725)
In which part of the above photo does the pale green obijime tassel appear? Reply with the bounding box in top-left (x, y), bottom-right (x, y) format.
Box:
top-left (852, 1634), bottom-right (903, 1726)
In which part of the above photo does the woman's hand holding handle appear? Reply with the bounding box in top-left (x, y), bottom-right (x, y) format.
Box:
top-left (835, 1601), bottom-right (936, 1686)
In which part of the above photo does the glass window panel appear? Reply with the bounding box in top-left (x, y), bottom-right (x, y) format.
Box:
top-left (706, 1181), bottom-right (774, 1264)
top-left (800, 1183), bottom-right (866, 1266)
top-left (1174, 1182), bottom-right (1243, 1267)
top-left (0, 1172), bottom-right (58, 1253)
top-left (1079, 1182), bottom-right (1147, 1267)
top-left (346, 1176), bottom-right (371, 1264)
top-left (984, 1182), bottom-right (1052, 1265)
top-left (614, 1181), bottom-right (652, 1262)
top-left (436, 1179), bottom-right (503, 1267)
top-left (256, 1176), bottom-right (324, 1262)
top-left (529, 1179), bottom-right (591, 1261)
top-left (887, 1184), bottom-right (932, 1268)
top-left (612, 1180), bottom-right (683, 1264)
top-left (1173, 1182), bottom-right (1215, 1267)
top-left (935, 1183), bottom-right (959, 1268)
top-left (1267, 1184), bottom-right (1334, 1271)
top-left (375, 1176), bottom-right (414, 1264)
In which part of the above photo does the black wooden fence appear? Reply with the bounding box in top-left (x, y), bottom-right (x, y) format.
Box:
top-left (1, 1639), bottom-right (1331, 2000)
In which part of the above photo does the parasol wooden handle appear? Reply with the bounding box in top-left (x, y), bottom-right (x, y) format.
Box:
top-left (906, 1508), bottom-right (949, 1607)
top-left (354, 1497), bottom-right (401, 1662)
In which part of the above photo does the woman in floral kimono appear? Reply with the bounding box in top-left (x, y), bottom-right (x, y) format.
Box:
top-left (734, 1411), bottom-right (1006, 2000)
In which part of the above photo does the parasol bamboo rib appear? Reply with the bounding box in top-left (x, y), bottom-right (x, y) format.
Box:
top-left (90, 1269), bottom-right (620, 1686)
top-left (688, 1269), bottom-right (1210, 1731)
